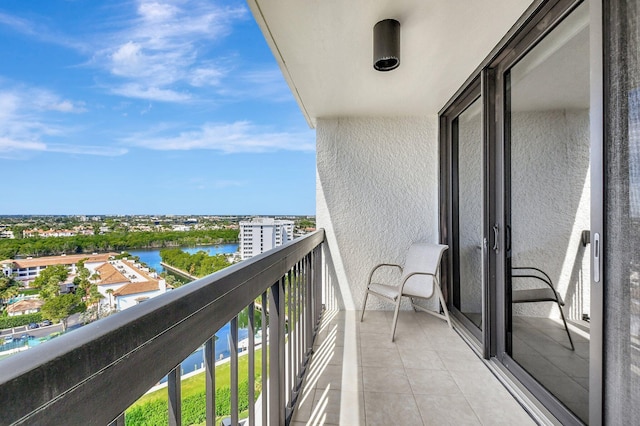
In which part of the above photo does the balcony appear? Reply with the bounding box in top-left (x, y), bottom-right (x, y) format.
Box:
top-left (0, 229), bottom-right (536, 425)
top-left (291, 309), bottom-right (534, 425)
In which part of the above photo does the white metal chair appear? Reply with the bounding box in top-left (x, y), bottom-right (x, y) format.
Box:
top-left (360, 243), bottom-right (450, 341)
top-left (511, 266), bottom-right (574, 350)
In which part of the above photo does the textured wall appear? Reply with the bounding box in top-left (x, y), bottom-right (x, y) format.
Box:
top-left (511, 109), bottom-right (591, 320)
top-left (316, 117), bottom-right (439, 311)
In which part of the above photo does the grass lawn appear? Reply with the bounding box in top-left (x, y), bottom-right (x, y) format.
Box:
top-left (130, 347), bottom-right (265, 408)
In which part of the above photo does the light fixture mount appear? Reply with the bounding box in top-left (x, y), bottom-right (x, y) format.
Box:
top-left (373, 19), bottom-right (400, 71)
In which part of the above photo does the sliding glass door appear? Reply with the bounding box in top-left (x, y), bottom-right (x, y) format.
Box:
top-left (442, 81), bottom-right (488, 345)
top-left (502, 2), bottom-right (591, 423)
top-left (441, 1), bottom-right (600, 423)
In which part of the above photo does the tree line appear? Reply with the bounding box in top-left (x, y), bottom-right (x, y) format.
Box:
top-left (0, 229), bottom-right (239, 260)
top-left (160, 249), bottom-right (232, 278)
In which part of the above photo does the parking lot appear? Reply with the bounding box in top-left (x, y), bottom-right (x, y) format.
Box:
top-left (0, 314), bottom-right (82, 347)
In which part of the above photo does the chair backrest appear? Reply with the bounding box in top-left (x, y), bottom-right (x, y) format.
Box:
top-left (401, 243), bottom-right (448, 299)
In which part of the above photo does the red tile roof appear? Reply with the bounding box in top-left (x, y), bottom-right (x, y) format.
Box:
top-left (96, 263), bottom-right (129, 286)
top-left (113, 280), bottom-right (160, 296)
top-left (6, 299), bottom-right (44, 314)
top-left (2, 253), bottom-right (117, 269)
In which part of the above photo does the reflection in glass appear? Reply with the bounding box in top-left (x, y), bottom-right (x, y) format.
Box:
top-left (453, 98), bottom-right (483, 330)
top-left (507, 2), bottom-right (590, 422)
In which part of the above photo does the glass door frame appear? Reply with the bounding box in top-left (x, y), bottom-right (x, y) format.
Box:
top-left (490, 1), bottom-right (599, 424)
top-left (439, 77), bottom-right (493, 355)
top-left (439, 0), bottom-right (603, 423)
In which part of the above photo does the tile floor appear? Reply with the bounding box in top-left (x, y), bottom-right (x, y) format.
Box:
top-left (290, 309), bottom-right (536, 426)
top-left (512, 316), bottom-right (590, 423)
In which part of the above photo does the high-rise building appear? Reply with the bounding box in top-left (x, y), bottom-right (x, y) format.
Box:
top-left (239, 218), bottom-right (294, 260)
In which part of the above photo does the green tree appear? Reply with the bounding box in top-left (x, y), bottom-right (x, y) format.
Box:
top-left (32, 264), bottom-right (69, 297)
top-left (0, 275), bottom-right (21, 307)
top-left (40, 293), bottom-right (86, 331)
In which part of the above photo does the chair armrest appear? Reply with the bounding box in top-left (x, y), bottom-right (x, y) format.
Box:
top-left (367, 263), bottom-right (403, 286)
top-left (511, 267), bottom-right (557, 294)
top-left (400, 271), bottom-right (437, 289)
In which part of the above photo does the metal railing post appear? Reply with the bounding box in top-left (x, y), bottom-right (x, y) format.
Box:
top-left (230, 316), bottom-right (239, 426)
top-left (107, 413), bottom-right (125, 426)
top-left (261, 292), bottom-right (268, 426)
top-left (248, 302), bottom-right (255, 426)
top-left (268, 279), bottom-right (285, 425)
top-left (305, 254), bottom-right (313, 359)
top-left (168, 366), bottom-right (181, 426)
top-left (205, 336), bottom-right (216, 426)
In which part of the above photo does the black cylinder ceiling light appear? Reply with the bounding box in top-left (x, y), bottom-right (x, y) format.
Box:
top-left (373, 19), bottom-right (400, 71)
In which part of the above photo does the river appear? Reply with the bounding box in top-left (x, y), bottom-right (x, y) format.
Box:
top-left (128, 243), bottom-right (251, 380)
top-left (127, 243), bottom-right (239, 273)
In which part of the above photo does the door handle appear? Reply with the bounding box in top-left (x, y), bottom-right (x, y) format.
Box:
top-left (593, 232), bottom-right (600, 283)
top-left (492, 224), bottom-right (499, 251)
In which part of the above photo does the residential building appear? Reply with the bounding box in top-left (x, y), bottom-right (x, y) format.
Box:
top-left (1, 253), bottom-right (115, 285)
top-left (0, 228), bottom-right (14, 239)
top-left (95, 259), bottom-right (169, 312)
top-left (5, 299), bottom-right (44, 317)
top-left (2, 1), bottom-right (639, 425)
top-left (239, 217), bottom-right (294, 259)
top-left (22, 228), bottom-right (93, 238)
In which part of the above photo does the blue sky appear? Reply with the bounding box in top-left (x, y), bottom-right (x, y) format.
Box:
top-left (0, 0), bottom-right (316, 215)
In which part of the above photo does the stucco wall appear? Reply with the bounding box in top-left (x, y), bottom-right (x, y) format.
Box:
top-left (511, 109), bottom-right (590, 320)
top-left (316, 116), bottom-right (439, 311)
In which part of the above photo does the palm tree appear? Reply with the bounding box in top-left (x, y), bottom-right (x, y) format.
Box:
top-left (106, 289), bottom-right (114, 310)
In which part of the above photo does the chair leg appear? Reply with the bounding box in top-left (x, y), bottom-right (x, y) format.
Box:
top-left (390, 296), bottom-right (402, 342)
top-left (434, 284), bottom-right (452, 329)
top-left (557, 301), bottom-right (575, 351)
top-left (360, 291), bottom-right (369, 322)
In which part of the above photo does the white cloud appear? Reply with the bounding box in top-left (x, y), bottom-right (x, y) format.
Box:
top-left (138, 2), bottom-right (179, 22)
top-left (0, 137), bottom-right (127, 158)
top-left (93, 0), bottom-right (247, 102)
top-left (50, 100), bottom-right (87, 113)
top-left (0, 11), bottom-right (89, 52)
top-left (215, 68), bottom-right (293, 102)
top-left (0, 137), bottom-right (47, 153)
top-left (189, 66), bottom-right (225, 87)
top-left (0, 84), bottom-right (125, 158)
top-left (121, 121), bottom-right (315, 153)
top-left (111, 83), bottom-right (191, 102)
top-left (46, 144), bottom-right (128, 156)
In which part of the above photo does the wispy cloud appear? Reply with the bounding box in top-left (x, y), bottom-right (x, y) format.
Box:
top-left (0, 138), bottom-right (127, 159)
top-left (47, 144), bottom-right (128, 156)
top-left (110, 83), bottom-right (191, 102)
top-left (0, 11), bottom-right (90, 52)
top-left (91, 0), bottom-right (248, 102)
top-left (0, 83), bottom-right (126, 158)
top-left (216, 68), bottom-right (292, 102)
top-left (121, 121), bottom-right (315, 153)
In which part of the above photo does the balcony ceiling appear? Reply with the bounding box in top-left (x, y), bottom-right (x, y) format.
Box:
top-left (248, 0), bottom-right (534, 127)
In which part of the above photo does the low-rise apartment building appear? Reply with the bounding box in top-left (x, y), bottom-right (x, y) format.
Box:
top-left (1, 253), bottom-right (169, 312)
top-left (95, 259), bottom-right (169, 312)
top-left (1, 253), bottom-right (115, 285)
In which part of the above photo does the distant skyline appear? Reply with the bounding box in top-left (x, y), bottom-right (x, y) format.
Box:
top-left (0, 0), bottom-right (316, 215)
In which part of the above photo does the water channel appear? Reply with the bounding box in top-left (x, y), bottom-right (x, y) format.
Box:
top-left (128, 243), bottom-right (239, 274)
top-left (129, 243), bottom-right (254, 381)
